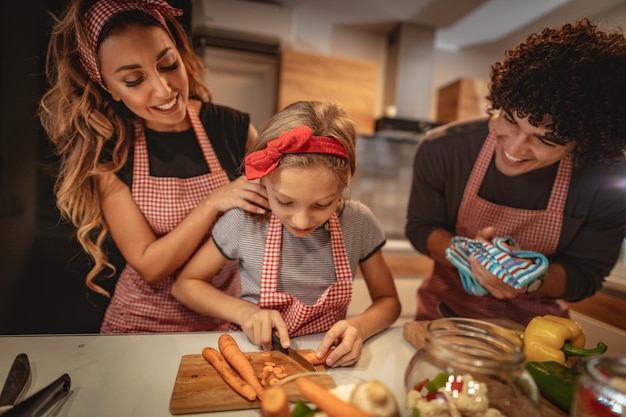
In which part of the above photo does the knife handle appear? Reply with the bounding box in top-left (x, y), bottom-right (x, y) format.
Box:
top-left (271, 333), bottom-right (289, 354)
top-left (3, 374), bottom-right (71, 417)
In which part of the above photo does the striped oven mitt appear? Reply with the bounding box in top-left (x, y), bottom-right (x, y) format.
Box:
top-left (445, 236), bottom-right (549, 296)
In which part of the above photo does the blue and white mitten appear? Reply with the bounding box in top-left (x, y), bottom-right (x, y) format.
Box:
top-left (445, 236), bottom-right (548, 296)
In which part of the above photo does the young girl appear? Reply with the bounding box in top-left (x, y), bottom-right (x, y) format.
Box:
top-left (38, 0), bottom-right (268, 333)
top-left (172, 101), bottom-right (401, 367)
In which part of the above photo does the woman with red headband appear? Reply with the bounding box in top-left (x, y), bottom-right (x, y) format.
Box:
top-left (38, 0), bottom-right (268, 333)
top-left (172, 101), bottom-right (401, 367)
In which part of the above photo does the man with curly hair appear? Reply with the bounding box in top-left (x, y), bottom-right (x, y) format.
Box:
top-left (406, 18), bottom-right (626, 325)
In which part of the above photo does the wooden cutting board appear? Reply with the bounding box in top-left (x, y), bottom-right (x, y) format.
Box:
top-left (169, 349), bottom-right (330, 414)
top-left (403, 320), bottom-right (567, 417)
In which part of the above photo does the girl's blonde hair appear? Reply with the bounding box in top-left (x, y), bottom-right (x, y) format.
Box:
top-left (38, 0), bottom-right (211, 296)
top-left (249, 101), bottom-right (357, 189)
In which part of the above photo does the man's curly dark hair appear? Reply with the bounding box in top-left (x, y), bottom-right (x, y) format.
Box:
top-left (487, 18), bottom-right (626, 166)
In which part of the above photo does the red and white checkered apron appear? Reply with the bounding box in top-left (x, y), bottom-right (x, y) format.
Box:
top-left (100, 106), bottom-right (239, 333)
top-left (417, 132), bottom-right (572, 325)
top-left (254, 214), bottom-right (353, 337)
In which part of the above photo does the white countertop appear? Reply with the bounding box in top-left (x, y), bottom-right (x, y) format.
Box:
top-left (0, 326), bottom-right (416, 417)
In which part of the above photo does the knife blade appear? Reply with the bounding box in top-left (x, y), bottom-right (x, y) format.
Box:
top-left (0, 353), bottom-right (31, 413)
top-left (271, 334), bottom-right (317, 372)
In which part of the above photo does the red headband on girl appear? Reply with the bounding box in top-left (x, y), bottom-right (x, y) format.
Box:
top-left (245, 126), bottom-right (349, 180)
top-left (77, 0), bottom-right (183, 89)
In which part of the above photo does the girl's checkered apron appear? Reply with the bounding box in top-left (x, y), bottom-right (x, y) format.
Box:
top-left (257, 214), bottom-right (353, 337)
top-left (100, 106), bottom-right (239, 333)
top-left (416, 132), bottom-right (572, 325)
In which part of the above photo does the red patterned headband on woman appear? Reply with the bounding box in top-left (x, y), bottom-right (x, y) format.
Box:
top-left (77, 0), bottom-right (183, 89)
top-left (245, 126), bottom-right (350, 180)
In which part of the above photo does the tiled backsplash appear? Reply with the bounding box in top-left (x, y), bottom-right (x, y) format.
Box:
top-left (349, 135), bottom-right (419, 240)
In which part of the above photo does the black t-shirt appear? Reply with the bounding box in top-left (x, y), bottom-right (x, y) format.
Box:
top-left (113, 101), bottom-right (250, 185)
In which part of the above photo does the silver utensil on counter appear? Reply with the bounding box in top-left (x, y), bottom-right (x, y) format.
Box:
top-left (2, 373), bottom-right (71, 417)
top-left (1, 353), bottom-right (71, 417)
top-left (0, 353), bottom-right (31, 414)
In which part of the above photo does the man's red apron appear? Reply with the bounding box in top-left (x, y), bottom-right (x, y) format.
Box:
top-left (100, 106), bottom-right (239, 333)
top-left (256, 214), bottom-right (353, 337)
top-left (416, 132), bottom-right (572, 325)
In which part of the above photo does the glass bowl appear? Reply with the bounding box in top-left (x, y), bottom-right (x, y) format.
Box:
top-left (273, 371), bottom-right (401, 417)
top-left (274, 371), bottom-right (365, 402)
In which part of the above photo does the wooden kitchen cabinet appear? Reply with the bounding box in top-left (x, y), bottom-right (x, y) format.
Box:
top-left (436, 77), bottom-right (488, 123)
top-left (278, 49), bottom-right (378, 135)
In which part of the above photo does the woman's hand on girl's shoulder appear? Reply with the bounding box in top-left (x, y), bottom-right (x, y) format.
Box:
top-left (205, 175), bottom-right (269, 215)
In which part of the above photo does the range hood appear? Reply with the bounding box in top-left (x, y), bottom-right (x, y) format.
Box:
top-left (374, 22), bottom-right (440, 142)
top-left (373, 117), bottom-right (442, 142)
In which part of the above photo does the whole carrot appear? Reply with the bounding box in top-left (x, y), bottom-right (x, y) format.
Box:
top-left (202, 347), bottom-right (257, 401)
top-left (261, 386), bottom-right (290, 417)
top-left (295, 377), bottom-right (374, 417)
top-left (218, 333), bottom-right (265, 399)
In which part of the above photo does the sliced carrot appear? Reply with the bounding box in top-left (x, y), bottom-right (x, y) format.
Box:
top-left (202, 347), bottom-right (257, 401)
top-left (261, 386), bottom-right (290, 417)
top-left (295, 377), bottom-right (374, 417)
top-left (268, 377), bottom-right (280, 386)
top-left (218, 333), bottom-right (265, 399)
top-left (301, 348), bottom-right (334, 365)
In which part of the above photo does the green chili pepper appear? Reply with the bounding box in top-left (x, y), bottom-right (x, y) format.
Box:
top-left (563, 341), bottom-right (608, 358)
top-left (291, 400), bottom-right (317, 417)
top-left (424, 372), bottom-right (451, 393)
top-left (525, 361), bottom-right (580, 413)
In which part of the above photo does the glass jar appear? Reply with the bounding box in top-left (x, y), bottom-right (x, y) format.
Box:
top-left (404, 318), bottom-right (540, 417)
top-left (571, 356), bottom-right (626, 417)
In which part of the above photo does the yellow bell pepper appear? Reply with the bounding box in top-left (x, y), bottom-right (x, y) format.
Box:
top-left (523, 315), bottom-right (606, 367)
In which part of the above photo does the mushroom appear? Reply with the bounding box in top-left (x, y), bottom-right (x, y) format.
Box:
top-left (350, 380), bottom-right (399, 417)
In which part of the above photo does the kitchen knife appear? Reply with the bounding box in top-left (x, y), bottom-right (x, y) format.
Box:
top-left (2, 373), bottom-right (71, 417)
top-left (0, 353), bottom-right (31, 413)
top-left (271, 334), bottom-right (317, 372)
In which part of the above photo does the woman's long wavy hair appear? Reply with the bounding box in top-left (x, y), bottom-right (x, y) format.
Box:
top-left (38, 0), bottom-right (211, 296)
